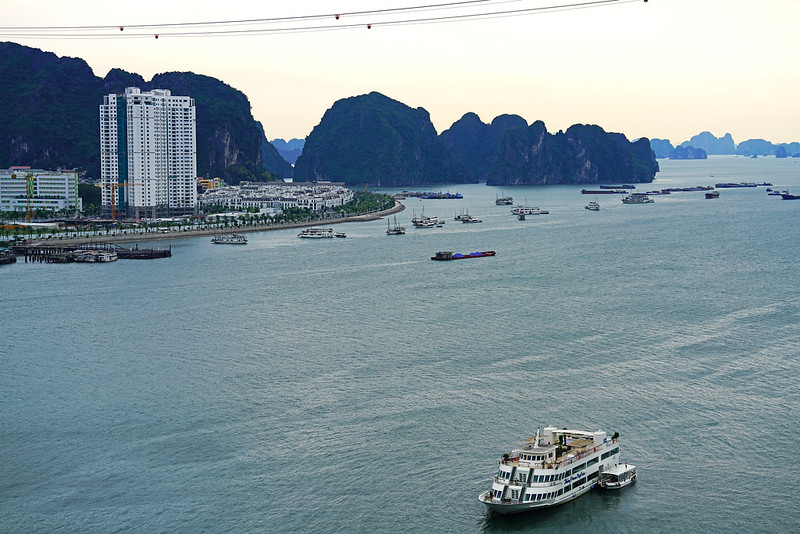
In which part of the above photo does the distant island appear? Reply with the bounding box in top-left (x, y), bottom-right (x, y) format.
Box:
top-left (651, 131), bottom-right (800, 158)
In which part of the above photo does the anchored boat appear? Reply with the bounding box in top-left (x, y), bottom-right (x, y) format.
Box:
top-left (431, 251), bottom-right (495, 261)
top-left (478, 426), bottom-right (626, 515)
top-left (298, 228), bottom-right (333, 238)
top-left (211, 233), bottom-right (247, 244)
top-left (598, 463), bottom-right (636, 489)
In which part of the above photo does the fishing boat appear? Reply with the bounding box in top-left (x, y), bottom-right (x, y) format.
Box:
top-left (478, 426), bottom-right (626, 515)
top-left (431, 251), bottom-right (495, 261)
top-left (298, 228), bottom-right (333, 238)
top-left (705, 190), bottom-right (720, 199)
top-left (211, 233), bottom-right (248, 244)
top-left (598, 463), bottom-right (637, 489)
top-left (386, 216), bottom-right (406, 235)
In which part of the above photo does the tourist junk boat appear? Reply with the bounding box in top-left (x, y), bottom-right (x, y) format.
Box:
top-left (478, 426), bottom-right (625, 515)
top-left (298, 228), bottom-right (333, 238)
top-left (386, 216), bottom-right (406, 235)
top-left (598, 463), bottom-right (636, 489)
top-left (211, 233), bottom-right (247, 244)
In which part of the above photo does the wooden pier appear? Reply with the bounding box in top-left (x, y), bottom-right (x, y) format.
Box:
top-left (10, 242), bottom-right (171, 263)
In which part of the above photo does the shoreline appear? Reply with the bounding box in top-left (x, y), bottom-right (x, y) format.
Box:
top-left (23, 202), bottom-right (405, 247)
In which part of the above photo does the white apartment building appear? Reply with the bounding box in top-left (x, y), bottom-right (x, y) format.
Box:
top-left (0, 167), bottom-right (82, 214)
top-left (100, 87), bottom-right (197, 218)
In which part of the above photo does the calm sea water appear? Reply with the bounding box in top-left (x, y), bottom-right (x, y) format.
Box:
top-left (2, 156), bottom-right (800, 533)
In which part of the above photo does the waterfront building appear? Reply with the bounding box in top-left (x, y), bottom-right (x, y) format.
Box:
top-left (199, 182), bottom-right (354, 214)
top-left (0, 167), bottom-right (82, 214)
top-left (100, 87), bottom-right (197, 218)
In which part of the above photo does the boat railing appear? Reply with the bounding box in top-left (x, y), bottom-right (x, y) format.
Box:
top-left (495, 476), bottom-right (562, 488)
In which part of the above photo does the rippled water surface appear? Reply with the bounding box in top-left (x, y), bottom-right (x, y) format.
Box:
top-left (3, 156), bottom-right (800, 532)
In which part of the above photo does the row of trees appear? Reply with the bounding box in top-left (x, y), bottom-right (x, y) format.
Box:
top-left (1, 192), bottom-right (397, 244)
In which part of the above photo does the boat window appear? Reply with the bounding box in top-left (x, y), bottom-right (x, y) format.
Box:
top-left (586, 457), bottom-right (598, 465)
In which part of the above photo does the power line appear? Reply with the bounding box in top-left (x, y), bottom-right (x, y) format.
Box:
top-left (0, 0), bottom-right (642, 39)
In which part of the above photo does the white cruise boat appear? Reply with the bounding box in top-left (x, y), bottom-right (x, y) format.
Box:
top-left (478, 426), bottom-right (624, 515)
top-left (511, 206), bottom-right (549, 215)
top-left (211, 233), bottom-right (247, 244)
top-left (73, 250), bottom-right (118, 262)
top-left (621, 193), bottom-right (654, 204)
top-left (298, 228), bottom-right (333, 238)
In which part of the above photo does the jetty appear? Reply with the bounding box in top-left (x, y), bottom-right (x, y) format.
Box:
top-left (10, 242), bottom-right (171, 263)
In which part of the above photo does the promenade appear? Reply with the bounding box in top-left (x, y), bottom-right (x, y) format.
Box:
top-left (26, 201), bottom-right (405, 246)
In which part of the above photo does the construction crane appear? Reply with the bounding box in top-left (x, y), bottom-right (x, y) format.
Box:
top-left (25, 172), bottom-right (34, 221)
top-left (102, 182), bottom-right (143, 220)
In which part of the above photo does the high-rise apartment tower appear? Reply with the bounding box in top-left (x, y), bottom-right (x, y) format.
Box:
top-left (100, 87), bottom-right (197, 218)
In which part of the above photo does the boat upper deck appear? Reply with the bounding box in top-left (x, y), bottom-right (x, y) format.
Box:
top-left (502, 427), bottom-right (616, 470)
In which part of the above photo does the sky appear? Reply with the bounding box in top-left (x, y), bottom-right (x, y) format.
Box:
top-left (1, 0), bottom-right (798, 145)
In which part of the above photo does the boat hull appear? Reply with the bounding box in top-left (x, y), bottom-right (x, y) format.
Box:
top-left (479, 484), bottom-right (595, 515)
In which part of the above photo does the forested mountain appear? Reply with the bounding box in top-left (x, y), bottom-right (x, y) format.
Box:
top-left (439, 113), bottom-right (527, 181)
top-left (0, 42), bottom-right (290, 182)
top-left (486, 122), bottom-right (659, 185)
top-left (293, 92), bottom-right (469, 187)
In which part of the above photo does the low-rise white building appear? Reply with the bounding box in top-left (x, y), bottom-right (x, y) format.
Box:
top-left (199, 182), bottom-right (354, 214)
top-left (0, 167), bottom-right (82, 213)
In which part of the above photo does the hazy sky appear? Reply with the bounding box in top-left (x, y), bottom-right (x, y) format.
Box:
top-left (2, 0), bottom-right (798, 145)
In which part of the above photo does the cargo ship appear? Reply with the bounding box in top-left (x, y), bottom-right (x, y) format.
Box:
top-left (431, 251), bottom-right (496, 261)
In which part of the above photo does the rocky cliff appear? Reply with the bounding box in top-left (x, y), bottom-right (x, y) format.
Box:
top-left (486, 122), bottom-right (658, 185)
top-left (439, 112), bottom-right (527, 181)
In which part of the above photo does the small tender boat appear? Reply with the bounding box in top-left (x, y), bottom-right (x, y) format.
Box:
top-left (705, 190), bottom-right (720, 199)
top-left (212, 233), bottom-right (247, 244)
top-left (585, 201), bottom-right (600, 211)
top-left (518, 213), bottom-right (526, 220)
top-left (298, 228), bottom-right (333, 238)
top-left (334, 232), bottom-right (347, 238)
top-left (599, 463), bottom-right (637, 489)
top-left (461, 214), bottom-right (482, 223)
